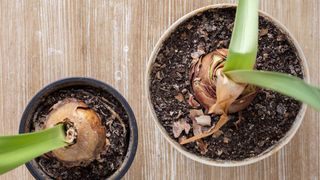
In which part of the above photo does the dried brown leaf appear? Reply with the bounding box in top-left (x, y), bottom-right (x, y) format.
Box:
top-left (180, 114), bottom-right (229, 144)
top-left (191, 50), bottom-right (205, 59)
top-left (172, 122), bottom-right (183, 138)
top-left (172, 119), bottom-right (191, 138)
top-left (175, 93), bottom-right (185, 102)
top-left (195, 115), bottom-right (211, 126)
top-left (188, 94), bottom-right (200, 108)
top-left (192, 121), bottom-right (202, 136)
top-left (189, 109), bottom-right (204, 121)
top-left (184, 122), bottom-right (191, 134)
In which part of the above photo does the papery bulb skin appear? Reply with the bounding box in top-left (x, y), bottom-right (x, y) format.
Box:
top-left (45, 98), bottom-right (106, 167)
top-left (189, 48), bottom-right (257, 114)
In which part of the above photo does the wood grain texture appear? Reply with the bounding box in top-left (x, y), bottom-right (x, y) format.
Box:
top-left (0, 0), bottom-right (319, 179)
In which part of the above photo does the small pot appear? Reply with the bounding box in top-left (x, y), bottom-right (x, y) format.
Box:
top-left (19, 77), bottom-right (138, 179)
top-left (146, 4), bottom-right (309, 167)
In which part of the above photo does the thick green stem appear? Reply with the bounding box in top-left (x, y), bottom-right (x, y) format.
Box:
top-left (223, 0), bottom-right (259, 72)
top-left (0, 124), bottom-right (67, 174)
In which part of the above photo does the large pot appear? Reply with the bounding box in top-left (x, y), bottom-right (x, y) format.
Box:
top-left (19, 77), bottom-right (138, 179)
top-left (146, 4), bottom-right (309, 167)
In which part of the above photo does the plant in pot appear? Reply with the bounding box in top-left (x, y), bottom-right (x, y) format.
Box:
top-left (147, 0), bottom-right (319, 166)
top-left (0, 77), bottom-right (138, 179)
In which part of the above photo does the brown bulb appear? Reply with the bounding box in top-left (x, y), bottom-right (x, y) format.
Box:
top-left (189, 48), bottom-right (257, 114)
top-left (45, 98), bottom-right (106, 167)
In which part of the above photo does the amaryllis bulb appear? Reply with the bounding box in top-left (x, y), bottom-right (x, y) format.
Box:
top-left (180, 49), bottom-right (258, 145)
top-left (189, 48), bottom-right (257, 114)
top-left (45, 98), bottom-right (106, 167)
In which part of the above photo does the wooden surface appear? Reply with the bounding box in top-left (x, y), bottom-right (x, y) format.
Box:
top-left (0, 0), bottom-right (319, 179)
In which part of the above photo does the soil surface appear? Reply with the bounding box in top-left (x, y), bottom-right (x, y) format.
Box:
top-left (28, 87), bottom-right (129, 179)
top-left (150, 7), bottom-right (303, 160)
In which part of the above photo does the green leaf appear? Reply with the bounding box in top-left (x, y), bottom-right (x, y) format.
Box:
top-left (223, 0), bottom-right (259, 72)
top-left (0, 124), bottom-right (67, 174)
top-left (225, 70), bottom-right (320, 110)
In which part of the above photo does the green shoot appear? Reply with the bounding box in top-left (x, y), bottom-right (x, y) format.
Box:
top-left (223, 0), bottom-right (320, 109)
top-left (223, 0), bottom-right (259, 72)
top-left (0, 124), bottom-right (67, 174)
top-left (226, 70), bottom-right (320, 110)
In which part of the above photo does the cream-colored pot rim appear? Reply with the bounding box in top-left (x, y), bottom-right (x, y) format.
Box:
top-left (146, 4), bottom-right (309, 167)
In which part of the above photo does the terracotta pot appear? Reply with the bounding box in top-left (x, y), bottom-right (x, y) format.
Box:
top-left (19, 77), bottom-right (138, 179)
top-left (146, 4), bottom-right (309, 167)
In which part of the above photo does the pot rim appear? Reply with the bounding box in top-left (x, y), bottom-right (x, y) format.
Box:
top-left (146, 3), bottom-right (309, 167)
top-left (19, 77), bottom-right (138, 179)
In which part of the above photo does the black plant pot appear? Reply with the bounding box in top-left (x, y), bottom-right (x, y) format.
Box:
top-left (19, 77), bottom-right (138, 180)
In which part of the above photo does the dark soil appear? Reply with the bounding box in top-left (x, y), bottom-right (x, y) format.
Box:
top-left (28, 87), bottom-right (129, 179)
top-left (150, 7), bottom-right (303, 160)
